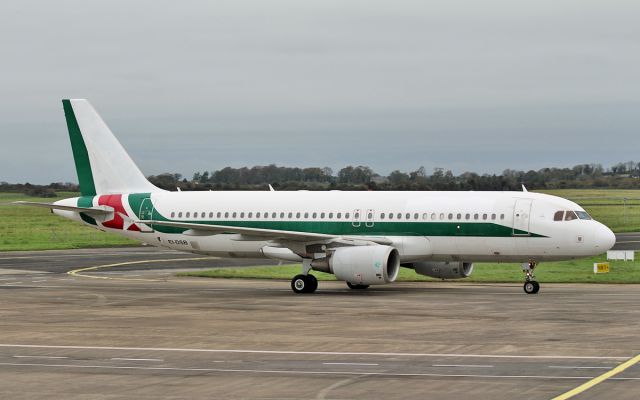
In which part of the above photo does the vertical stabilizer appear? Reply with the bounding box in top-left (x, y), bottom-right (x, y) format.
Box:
top-left (62, 99), bottom-right (160, 195)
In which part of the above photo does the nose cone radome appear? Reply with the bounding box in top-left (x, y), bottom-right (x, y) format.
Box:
top-left (595, 224), bottom-right (616, 251)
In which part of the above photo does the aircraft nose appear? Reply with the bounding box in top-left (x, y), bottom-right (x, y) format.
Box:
top-left (595, 224), bottom-right (616, 251)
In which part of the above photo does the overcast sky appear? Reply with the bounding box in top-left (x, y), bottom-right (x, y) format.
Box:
top-left (1, 0), bottom-right (639, 184)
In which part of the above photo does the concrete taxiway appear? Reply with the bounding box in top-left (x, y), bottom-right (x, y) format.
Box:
top-left (0, 247), bottom-right (639, 399)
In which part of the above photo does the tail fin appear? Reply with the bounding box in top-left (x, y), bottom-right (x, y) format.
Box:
top-left (62, 99), bottom-right (160, 195)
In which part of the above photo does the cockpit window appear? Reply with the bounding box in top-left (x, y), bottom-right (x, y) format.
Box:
top-left (553, 211), bottom-right (564, 221)
top-left (564, 211), bottom-right (578, 221)
top-left (576, 211), bottom-right (592, 220)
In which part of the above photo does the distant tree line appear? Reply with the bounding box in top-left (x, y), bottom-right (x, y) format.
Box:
top-left (3, 161), bottom-right (639, 197)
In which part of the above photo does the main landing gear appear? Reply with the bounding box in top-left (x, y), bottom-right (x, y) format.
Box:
top-left (291, 259), bottom-right (318, 294)
top-left (346, 282), bottom-right (369, 290)
top-left (522, 260), bottom-right (540, 294)
top-left (291, 274), bottom-right (318, 294)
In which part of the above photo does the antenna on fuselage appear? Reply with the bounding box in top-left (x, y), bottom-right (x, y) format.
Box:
top-left (521, 184), bottom-right (528, 192)
top-left (268, 184), bottom-right (275, 191)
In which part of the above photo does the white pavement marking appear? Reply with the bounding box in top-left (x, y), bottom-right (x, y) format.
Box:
top-left (13, 355), bottom-right (69, 360)
top-left (549, 366), bottom-right (613, 370)
top-left (111, 357), bottom-right (163, 362)
top-left (322, 363), bottom-right (379, 366)
top-left (0, 361), bottom-right (599, 380)
top-left (0, 344), bottom-right (629, 360)
top-left (433, 364), bottom-right (494, 368)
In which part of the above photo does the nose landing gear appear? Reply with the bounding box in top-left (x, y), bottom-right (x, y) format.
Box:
top-left (522, 260), bottom-right (540, 294)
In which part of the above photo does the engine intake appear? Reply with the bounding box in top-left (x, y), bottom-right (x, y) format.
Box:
top-left (409, 261), bottom-right (474, 280)
top-left (312, 245), bottom-right (400, 285)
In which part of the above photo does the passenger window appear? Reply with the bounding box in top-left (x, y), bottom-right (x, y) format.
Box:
top-left (209, 212), bottom-right (213, 218)
top-left (422, 213), bottom-right (428, 220)
top-left (171, 212), bottom-right (175, 218)
top-left (397, 213), bottom-right (402, 219)
top-left (456, 213), bottom-right (461, 220)
top-left (186, 212), bottom-right (190, 218)
top-left (232, 212), bottom-right (236, 218)
top-left (263, 212), bottom-right (268, 219)
top-left (380, 213), bottom-right (385, 220)
top-left (368, 212), bottom-right (373, 219)
top-left (565, 211), bottom-right (578, 221)
top-left (405, 213), bottom-right (410, 219)
top-left (354, 212), bottom-right (360, 219)
top-left (178, 212), bottom-right (182, 218)
top-left (554, 211), bottom-right (564, 221)
top-left (431, 213), bottom-right (436, 220)
top-left (465, 213), bottom-right (470, 220)
top-left (448, 213), bottom-right (453, 220)
top-left (248, 212), bottom-right (252, 218)
top-left (388, 213), bottom-right (393, 220)
top-left (337, 212), bottom-right (341, 219)
top-left (482, 213), bottom-right (487, 220)
top-left (439, 213), bottom-right (445, 220)
top-left (345, 212), bottom-right (350, 219)
top-left (296, 212), bottom-right (301, 218)
top-left (288, 212), bottom-right (293, 218)
top-left (500, 214), bottom-right (505, 220)
top-left (474, 213), bottom-right (478, 220)
top-left (313, 212), bottom-right (317, 218)
top-left (414, 213), bottom-right (419, 219)
top-left (217, 212), bottom-right (221, 218)
top-left (256, 212), bottom-right (261, 218)
top-left (272, 212), bottom-right (277, 218)
top-left (304, 212), bottom-right (309, 218)
top-left (321, 212), bottom-right (325, 219)
top-left (280, 212), bottom-right (285, 218)
top-left (240, 212), bottom-right (245, 218)
top-left (200, 212), bottom-right (205, 218)
top-left (329, 212), bottom-right (333, 219)
top-left (491, 213), bottom-right (496, 220)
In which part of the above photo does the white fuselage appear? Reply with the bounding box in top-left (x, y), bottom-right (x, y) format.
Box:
top-left (55, 190), bottom-right (616, 263)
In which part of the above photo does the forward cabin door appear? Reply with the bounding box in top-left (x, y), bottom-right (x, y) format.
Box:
top-left (139, 198), bottom-right (154, 232)
top-left (512, 199), bottom-right (532, 236)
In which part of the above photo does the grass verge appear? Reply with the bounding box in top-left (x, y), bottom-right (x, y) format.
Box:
top-left (178, 254), bottom-right (640, 284)
top-left (0, 192), bottom-right (139, 251)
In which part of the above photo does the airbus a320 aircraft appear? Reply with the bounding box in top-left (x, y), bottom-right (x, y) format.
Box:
top-left (17, 100), bottom-right (616, 294)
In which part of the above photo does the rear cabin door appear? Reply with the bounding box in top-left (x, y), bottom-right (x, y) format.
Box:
top-left (139, 198), bottom-right (154, 232)
top-left (512, 199), bottom-right (532, 236)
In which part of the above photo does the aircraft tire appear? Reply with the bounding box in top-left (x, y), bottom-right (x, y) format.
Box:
top-left (524, 281), bottom-right (540, 294)
top-left (346, 282), bottom-right (370, 290)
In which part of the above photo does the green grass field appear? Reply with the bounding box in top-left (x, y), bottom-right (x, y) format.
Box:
top-left (0, 192), bottom-right (138, 251)
top-left (0, 188), bottom-right (638, 251)
top-left (179, 255), bottom-right (640, 284)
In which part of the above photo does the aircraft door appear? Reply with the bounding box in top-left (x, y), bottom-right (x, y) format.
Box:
top-left (139, 198), bottom-right (154, 232)
top-left (513, 199), bottom-right (532, 236)
top-left (352, 209), bottom-right (361, 228)
top-left (365, 209), bottom-right (375, 228)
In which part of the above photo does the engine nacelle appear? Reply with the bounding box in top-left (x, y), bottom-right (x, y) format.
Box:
top-left (312, 245), bottom-right (400, 285)
top-left (410, 261), bottom-right (474, 279)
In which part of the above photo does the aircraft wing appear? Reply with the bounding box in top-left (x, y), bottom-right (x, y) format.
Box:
top-left (13, 201), bottom-right (112, 216)
top-left (138, 219), bottom-right (392, 245)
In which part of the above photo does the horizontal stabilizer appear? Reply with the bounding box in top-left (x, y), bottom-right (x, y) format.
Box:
top-left (13, 201), bottom-right (112, 216)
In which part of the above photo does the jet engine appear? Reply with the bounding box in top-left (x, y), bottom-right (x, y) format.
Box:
top-left (409, 261), bottom-right (474, 279)
top-left (311, 245), bottom-right (400, 285)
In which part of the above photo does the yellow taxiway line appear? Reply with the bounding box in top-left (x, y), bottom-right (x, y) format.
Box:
top-left (552, 353), bottom-right (640, 399)
top-left (67, 257), bottom-right (213, 282)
